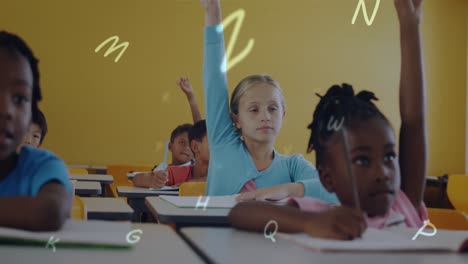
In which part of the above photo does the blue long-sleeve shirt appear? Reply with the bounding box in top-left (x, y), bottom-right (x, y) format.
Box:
top-left (203, 25), bottom-right (338, 203)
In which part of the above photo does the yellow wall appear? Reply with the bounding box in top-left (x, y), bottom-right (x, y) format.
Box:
top-left (0, 0), bottom-right (466, 175)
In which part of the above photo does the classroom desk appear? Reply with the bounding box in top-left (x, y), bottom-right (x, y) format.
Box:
top-left (117, 186), bottom-right (179, 222)
top-left (74, 181), bottom-right (102, 196)
top-left (426, 175), bottom-right (449, 207)
top-left (81, 197), bottom-right (134, 221)
top-left (180, 227), bottom-right (468, 264)
top-left (69, 174), bottom-right (114, 184)
top-left (1, 224), bottom-right (204, 264)
top-left (145, 197), bottom-right (231, 227)
top-left (69, 174), bottom-right (114, 195)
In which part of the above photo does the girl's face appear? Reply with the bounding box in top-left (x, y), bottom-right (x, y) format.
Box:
top-left (0, 49), bottom-right (32, 160)
top-left (319, 118), bottom-right (399, 217)
top-left (233, 84), bottom-right (284, 144)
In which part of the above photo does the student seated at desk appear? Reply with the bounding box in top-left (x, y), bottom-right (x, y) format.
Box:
top-left (151, 123), bottom-right (194, 172)
top-left (230, 0), bottom-right (427, 240)
top-left (17, 108), bottom-right (47, 150)
top-left (200, 0), bottom-right (337, 203)
top-left (0, 32), bottom-right (72, 231)
top-left (133, 120), bottom-right (209, 188)
top-left (134, 77), bottom-right (202, 179)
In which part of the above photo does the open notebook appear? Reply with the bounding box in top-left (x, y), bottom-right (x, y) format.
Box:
top-left (277, 227), bottom-right (468, 253)
top-left (159, 195), bottom-right (289, 209)
top-left (0, 220), bottom-right (133, 249)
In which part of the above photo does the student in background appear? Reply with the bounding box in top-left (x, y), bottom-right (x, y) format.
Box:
top-left (143, 76), bottom-right (203, 173)
top-left (133, 120), bottom-right (209, 188)
top-left (0, 31), bottom-right (72, 231)
top-left (200, 0), bottom-right (337, 203)
top-left (151, 123), bottom-right (194, 171)
top-left (18, 108), bottom-right (47, 150)
top-left (230, 0), bottom-right (426, 240)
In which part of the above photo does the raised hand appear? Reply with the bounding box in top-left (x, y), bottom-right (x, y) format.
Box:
top-left (200, 0), bottom-right (222, 26)
top-left (394, 0), bottom-right (423, 26)
top-left (177, 77), bottom-right (194, 97)
top-left (395, 0), bottom-right (426, 213)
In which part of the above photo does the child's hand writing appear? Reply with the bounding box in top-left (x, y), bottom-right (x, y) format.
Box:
top-left (303, 207), bottom-right (367, 240)
top-left (149, 170), bottom-right (168, 189)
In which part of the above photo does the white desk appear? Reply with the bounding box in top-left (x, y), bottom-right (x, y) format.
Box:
top-left (69, 174), bottom-right (114, 184)
top-left (117, 186), bottom-right (179, 222)
top-left (81, 198), bottom-right (134, 221)
top-left (74, 181), bottom-right (102, 196)
top-left (70, 174), bottom-right (114, 196)
top-left (180, 227), bottom-right (468, 264)
top-left (145, 197), bottom-right (230, 227)
top-left (0, 224), bottom-right (204, 264)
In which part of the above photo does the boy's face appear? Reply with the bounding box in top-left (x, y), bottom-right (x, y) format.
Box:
top-left (170, 132), bottom-right (193, 165)
top-left (319, 118), bottom-right (399, 217)
top-left (0, 49), bottom-right (32, 159)
top-left (21, 123), bottom-right (42, 148)
top-left (191, 134), bottom-right (210, 163)
top-left (233, 84), bottom-right (284, 144)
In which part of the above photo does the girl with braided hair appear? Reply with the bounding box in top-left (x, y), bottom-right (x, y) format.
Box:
top-left (229, 0), bottom-right (427, 240)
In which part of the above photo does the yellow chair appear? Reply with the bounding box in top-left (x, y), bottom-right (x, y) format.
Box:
top-left (179, 182), bottom-right (206, 196)
top-left (68, 168), bottom-right (88, 174)
top-left (427, 208), bottom-right (468, 230)
top-left (71, 196), bottom-right (87, 220)
top-left (106, 164), bottom-right (154, 198)
top-left (447, 174), bottom-right (468, 213)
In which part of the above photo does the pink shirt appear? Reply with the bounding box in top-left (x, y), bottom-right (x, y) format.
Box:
top-left (289, 190), bottom-right (428, 228)
top-left (239, 167), bottom-right (268, 193)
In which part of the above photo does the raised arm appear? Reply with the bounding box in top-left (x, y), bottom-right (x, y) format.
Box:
top-left (177, 77), bottom-right (202, 123)
top-left (201, 0), bottom-right (238, 145)
top-left (394, 0), bottom-right (426, 211)
top-left (200, 0), bottom-right (222, 26)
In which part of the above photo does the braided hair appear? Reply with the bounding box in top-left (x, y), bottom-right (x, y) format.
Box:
top-left (307, 83), bottom-right (389, 166)
top-left (0, 31), bottom-right (42, 117)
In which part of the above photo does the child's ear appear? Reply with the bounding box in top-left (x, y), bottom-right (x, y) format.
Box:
top-left (318, 164), bottom-right (335, 193)
top-left (168, 142), bottom-right (173, 152)
top-left (230, 113), bottom-right (240, 129)
top-left (190, 140), bottom-right (199, 155)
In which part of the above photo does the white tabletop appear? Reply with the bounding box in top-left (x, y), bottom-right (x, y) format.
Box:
top-left (69, 174), bottom-right (114, 184)
top-left (117, 186), bottom-right (179, 199)
top-left (180, 227), bottom-right (468, 264)
top-left (1, 224), bottom-right (204, 264)
top-left (145, 197), bottom-right (230, 226)
top-left (74, 181), bottom-right (102, 196)
top-left (81, 198), bottom-right (134, 221)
